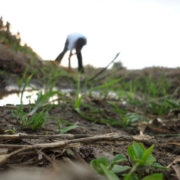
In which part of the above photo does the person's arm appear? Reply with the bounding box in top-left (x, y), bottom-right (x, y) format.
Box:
top-left (68, 51), bottom-right (73, 69)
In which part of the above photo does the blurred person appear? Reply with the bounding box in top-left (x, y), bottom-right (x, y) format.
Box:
top-left (55, 33), bottom-right (87, 73)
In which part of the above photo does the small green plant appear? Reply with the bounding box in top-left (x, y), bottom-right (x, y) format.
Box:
top-left (73, 75), bottom-right (98, 123)
top-left (12, 107), bottom-right (49, 130)
top-left (92, 77), bottom-right (123, 91)
top-left (20, 72), bottom-right (34, 105)
top-left (12, 89), bottom-right (61, 130)
top-left (28, 90), bottom-right (61, 116)
top-left (113, 74), bottom-right (171, 99)
top-left (125, 142), bottom-right (165, 179)
top-left (111, 104), bottom-right (129, 127)
top-left (91, 142), bottom-right (165, 180)
top-left (91, 154), bottom-right (130, 180)
top-left (148, 100), bottom-right (170, 115)
top-left (74, 75), bottom-right (84, 111)
top-left (57, 118), bottom-right (79, 134)
top-left (112, 104), bottom-right (149, 127)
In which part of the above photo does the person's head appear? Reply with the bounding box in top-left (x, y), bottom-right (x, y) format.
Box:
top-left (75, 38), bottom-right (87, 52)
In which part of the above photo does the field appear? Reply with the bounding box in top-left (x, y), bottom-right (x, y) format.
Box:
top-left (0, 18), bottom-right (180, 180)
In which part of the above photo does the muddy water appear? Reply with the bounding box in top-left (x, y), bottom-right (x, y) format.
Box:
top-left (0, 90), bottom-right (38, 106)
top-left (0, 84), bottom-right (75, 106)
top-left (0, 84), bottom-right (120, 106)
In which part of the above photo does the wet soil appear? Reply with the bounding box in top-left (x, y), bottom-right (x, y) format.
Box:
top-left (0, 97), bottom-right (180, 179)
top-left (0, 44), bottom-right (180, 179)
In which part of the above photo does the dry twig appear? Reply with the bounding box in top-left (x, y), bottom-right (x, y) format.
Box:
top-left (0, 132), bottom-right (155, 166)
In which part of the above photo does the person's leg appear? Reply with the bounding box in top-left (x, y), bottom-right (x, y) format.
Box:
top-left (55, 39), bottom-right (69, 63)
top-left (76, 49), bottom-right (84, 73)
top-left (75, 38), bottom-right (86, 73)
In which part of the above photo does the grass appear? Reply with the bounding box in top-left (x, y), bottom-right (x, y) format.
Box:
top-left (112, 74), bottom-right (171, 98)
top-left (111, 103), bottom-right (149, 127)
top-left (10, 63), bottom-right (180, 131)
top-left (11, 66), bottom-right (79, 131)
top-left (2, 15), bottom-right (179, 179)
top-left (71, 70), bottom-right (180, 128)
top-left (57, 118), bottom-right (79, 134)
top-left (9, 69), bottom-right (175, 177)
top-left (106, 74), bottom-right (179, 116)
top-left (1, 33), bottom-right (178, 179)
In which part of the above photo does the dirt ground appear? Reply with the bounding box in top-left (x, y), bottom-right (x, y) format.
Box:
top-left (0, 44), bottom-right (180, 179)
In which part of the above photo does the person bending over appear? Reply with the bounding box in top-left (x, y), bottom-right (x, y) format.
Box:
top-left (55, 33), bottom-right (87, 73)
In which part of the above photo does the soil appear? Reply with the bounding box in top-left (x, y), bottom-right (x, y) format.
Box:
top-left (0, 43), bottom-right (180, 179)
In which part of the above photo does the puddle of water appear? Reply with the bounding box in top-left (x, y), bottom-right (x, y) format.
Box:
top-left (0, 91), bottom-right (39, 106)
top-left (0, 83), bottom-right (75, 106)
top-left (0, 84), bottom-right (122, 106)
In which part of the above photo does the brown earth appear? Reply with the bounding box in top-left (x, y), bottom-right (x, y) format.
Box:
top-left (0, 43), bottom-right (180, 179)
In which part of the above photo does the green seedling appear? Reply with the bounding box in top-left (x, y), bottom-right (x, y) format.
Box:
top-left (92, 77), bottom-right (123, 92)
top-left (142, 173), bottom-right (163, 180)
top-left (125, 141), bottom-right (165, 179)
top-left (57, 118), bottom-right (79, 134)
top-left (148, 98), bottom-right (180, 115)
top-left (112, 103), bottom-right (149, 127)
top-left (75, 102), bottom-right (121, 126)
top-left (91, 154), bottom-right (130, 180)
top-left (73, 74), bottom-right (85, 111)
top-left (28, 90), bottom-right (61, 116)
top-left (16, 69), bottom-right (34, 106)
top-left (111, 104), bottom-right (129, 127)
top-left (73, 75), bottom-right (94, 122)
top-left (91, 142), bottom-right (165, 180)
top-left (126, 112), bottom-right (149, 124)
top-left (12, 107), bottom-right (49, 130)
top-left (12, 87), bottom-right (61, 130)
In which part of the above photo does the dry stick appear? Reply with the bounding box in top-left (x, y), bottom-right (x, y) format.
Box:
top-left (87, 52), bottom-right (120, 82)
top-left (0, 133), bottom-right (89, 140)
top-left (0, 133), bottom-right (156, 149)
top-left (0, 133), bottom-right (128, 148)
top-left (0, 147), bottom-right (29, 165)
top-left (0, 132), bottom-right (156, 167)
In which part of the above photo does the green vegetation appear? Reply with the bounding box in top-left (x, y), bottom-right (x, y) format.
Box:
top-left (12, 69), bottom-right (78, 132)
top-left (8, 65), bottom-right (178, 179)
top-left (111, 103), bottom-right (149, 127)
top-left (57, 118), bottom-right (79, 134)
top-left (71, 71), bottom-right (179, 128)
top-left (2, 16), bottom-right (179, 178)
top-left (91, 141), bottom-right (166, 180)
top-left (0, 16), bottom-right (39, 58)
top-left (9, 59), bottom-right (180, 134)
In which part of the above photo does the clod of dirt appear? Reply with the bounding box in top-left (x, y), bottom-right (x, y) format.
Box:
top-left (0, 162), bottom-right (106, 180)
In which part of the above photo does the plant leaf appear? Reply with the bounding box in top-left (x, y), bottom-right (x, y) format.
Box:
top-left (152, 162), bottom-right (167, 169)
top-left (112, 165), bottom-right (130, 173)
top-left (128, 145), bottom-right (137, 162)
top-left (112, 154), bottom-right (128, 164)
top-left (142, 173), bottom-right (163, 180)
top-left (141, 144), bottom-right (155, 166)
top-left (59, 125), bottom-right (79, 134)
top-left (123, 173), bottom-right (139, 180)
top-left (90, 157), bottom-right (109, 174)
top-left (100, 164), bottom-right (120, 180)
top-left (132, 142), bottom-right (145, 159)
